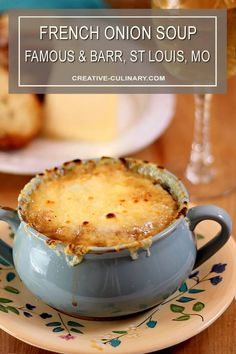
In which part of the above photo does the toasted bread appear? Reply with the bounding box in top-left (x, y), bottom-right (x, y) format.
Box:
top-left (0, 68), bottom-right (42, 150)
top-left (0, 15), bottom-right (8, 68)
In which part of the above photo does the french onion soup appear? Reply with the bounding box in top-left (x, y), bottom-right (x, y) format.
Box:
top-left (20, 158), bottom-right (182, 250)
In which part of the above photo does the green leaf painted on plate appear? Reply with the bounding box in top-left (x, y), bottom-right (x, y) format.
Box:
top-left (196, 233), bottom-right (205, 240)
top-left (173, 314), bottom-right (190, 321)
top-left (178, 282), bottom-right (188, 292)
top-left (70, 328), bottom-right (83, 334)
top-left (112, 330), bottom-right (128, 334)
top-left (170, 304), bottom-right (185, 313)
top-left (188, 288), bottom-right (205, 294)
top-left (0, 304), bottom-right (8, 313)
top-left (6, 306), bottom-right (19, 315)
top-left (46, 322), bottom-right (61, 327)
top-left (0, 257), bottom-right (10, 266)
top-left (177, 297), bottom-right (195, 303)
top-left (6, 272), bottom-right (16, 282)
top-left (0, 298), bottom-right (13, 303)
top-left (4, 286), bottom-right (19, 294)
top-left (193, 302), bottom-right (205, 312)
top-left (67, 320), bottom-right (84, 327)
top-left (52, 327), bottom-right (64, 333)
top-left (9, 232), bottom-right (15, 239)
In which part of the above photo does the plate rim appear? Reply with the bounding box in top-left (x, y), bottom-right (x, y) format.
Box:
top-left (0, 296), bottom-right (235, 354)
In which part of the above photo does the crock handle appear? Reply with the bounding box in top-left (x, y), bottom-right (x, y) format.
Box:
top-left (0, 207), bottom-right (20, 266)
top-left (187, 205), bottom-right (232, 269)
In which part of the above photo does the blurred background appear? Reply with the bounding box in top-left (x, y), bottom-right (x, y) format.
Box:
top-left (0, 0), bottom-right (175, 176)
top-left (0, 0), bottom-right (235, 199)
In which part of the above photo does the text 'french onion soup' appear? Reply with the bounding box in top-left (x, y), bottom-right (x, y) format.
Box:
top-left (20, 158), bottom-right (184, 251)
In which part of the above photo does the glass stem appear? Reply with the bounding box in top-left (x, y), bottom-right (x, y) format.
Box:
top-left (185, 93), bottom-right (215, 184)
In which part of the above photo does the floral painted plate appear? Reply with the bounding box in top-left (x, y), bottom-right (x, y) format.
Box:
top-left (0, 219), bottom-right (235, 354)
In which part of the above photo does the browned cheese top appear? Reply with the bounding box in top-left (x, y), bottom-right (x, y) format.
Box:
top-left (23, 161), bottom-right (178, 247)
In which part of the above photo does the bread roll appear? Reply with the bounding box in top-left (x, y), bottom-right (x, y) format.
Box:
top-left (0, 15), bottom-right (8, 68)
top-left (0, 68), bottom-right (42, 150)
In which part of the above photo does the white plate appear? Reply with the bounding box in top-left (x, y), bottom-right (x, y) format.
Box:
top-left (0, 94), bottom-right (175, 175)
top-left (0, 219), bottom-right (235, 353)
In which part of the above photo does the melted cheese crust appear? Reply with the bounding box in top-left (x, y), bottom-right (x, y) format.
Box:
top-left (24, 162), bottom-right (178, 247)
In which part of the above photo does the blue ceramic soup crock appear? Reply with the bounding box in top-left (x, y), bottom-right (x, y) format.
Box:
top-left (0, 158), bottom-right (232, 318)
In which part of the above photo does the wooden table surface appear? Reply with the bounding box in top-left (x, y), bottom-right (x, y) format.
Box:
top-left (0, 0), bottom-right (236, 349)
top-left (0, 78), bottom-right (236, 353)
